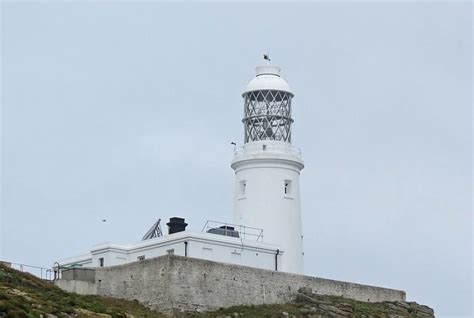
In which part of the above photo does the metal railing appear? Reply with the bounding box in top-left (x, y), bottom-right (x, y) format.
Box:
top-left (233, 144), bottom-right (302, 158)
top-left (1, 261), bottom-right (54, 281)
top-left (202, 220), bottom-right (264, 242)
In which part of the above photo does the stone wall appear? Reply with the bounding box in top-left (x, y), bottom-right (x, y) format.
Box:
top-left (94, 255), bottom-right (406, 313)
top-left (61, 268), bottom-right (95, 282)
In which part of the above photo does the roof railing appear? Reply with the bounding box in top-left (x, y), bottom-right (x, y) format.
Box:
top-left (202, 220), bottom-right (264, 242)
top-left (233, 144), bottom-right (302, 157)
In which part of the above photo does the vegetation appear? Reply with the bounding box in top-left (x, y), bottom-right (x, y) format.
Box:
top-left (0, 264), bottom-right (433, 317)
top-left (190, 294), bottom-right (432, 318)
top-left (0, 263), bottom-right (164, 317)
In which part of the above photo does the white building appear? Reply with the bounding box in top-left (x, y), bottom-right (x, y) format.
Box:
top-left (57, 59), bottom-right (305, 275)
top-left (232, 64), bottom-right (304, 274)
top-left (59, 224), bottom-right (280, 272)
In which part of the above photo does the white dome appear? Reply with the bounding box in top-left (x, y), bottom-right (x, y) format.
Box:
top-left (243, 65), bottom-right (293, 96)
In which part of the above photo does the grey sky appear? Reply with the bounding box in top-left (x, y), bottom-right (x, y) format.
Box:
top-left (1, 2), bottom-right (471, 317)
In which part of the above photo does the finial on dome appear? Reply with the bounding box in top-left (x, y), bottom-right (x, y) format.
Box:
top-left (263, 53), bottom-right (271, 62)
top-left (256, 52), bottom-right (280, 76)
top-left (242, 56), bottom-right (292, 95)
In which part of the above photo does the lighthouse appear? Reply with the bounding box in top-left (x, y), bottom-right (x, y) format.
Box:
top-left (54, 58), bottom-right (411, 311)
top-left (57, 59), bottom-right (306, 275)
top-left (231, 61), bottom-right (305, 274)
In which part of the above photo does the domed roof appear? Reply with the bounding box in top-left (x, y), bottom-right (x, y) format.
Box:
top-left (243, 65), bottom-right (293, 96)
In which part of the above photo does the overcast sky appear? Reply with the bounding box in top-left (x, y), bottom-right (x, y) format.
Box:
top-left (1, 2), bottom-right (472, 317)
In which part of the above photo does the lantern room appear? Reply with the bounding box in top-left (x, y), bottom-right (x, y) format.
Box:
top-left (242, 65), bottom-right (294, 143)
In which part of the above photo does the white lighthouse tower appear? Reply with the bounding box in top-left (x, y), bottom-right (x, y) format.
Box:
top-left (232, 60), bottom-right (305, 274)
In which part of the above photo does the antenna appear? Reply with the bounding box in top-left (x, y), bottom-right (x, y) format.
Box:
top-left (142, 218), bottom-right (163, 240)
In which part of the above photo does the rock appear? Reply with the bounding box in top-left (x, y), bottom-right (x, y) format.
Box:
top-left (74, 308), bottom-right (112, 317)
top-left (409, 302), bottom-right (435, 316)
top-left (383, 301), bottom-right (434, 318)
top-left (299, 307), bottom-right (314, 314)
top-left (9, 288), bottom-right (34, 302)
top-left (298, 287), bottom-right (313, 295)
top-left (394, 301), bottom-right (411, 310)
top-left (386, 302), bottom-right (409, 313)
top-left (382, 301), bottom-right (434, 317)
top-left (281, 312), bottom-right (289, 317)
top-left (295, 293), bottom-right (332, 306)
top-left (318, 304), bottom-right (352, 317)
top-left (339, 303), bottom-right (353, 314)
top-left (232, 313), bottom-right (239, 318)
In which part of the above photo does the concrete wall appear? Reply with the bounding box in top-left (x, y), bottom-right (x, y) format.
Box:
top-left (94, 255), bottom-right (406, 313)
top-left (55, 279), bottom-right (97, 295)
top-left (61, 268), bottom-right (95, 282)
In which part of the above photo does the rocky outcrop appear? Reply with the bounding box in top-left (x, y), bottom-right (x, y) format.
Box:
top-left (296, 287), bottom-right (434, 318)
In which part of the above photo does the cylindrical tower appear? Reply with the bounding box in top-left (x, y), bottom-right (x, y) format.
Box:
top-left (231, 62), bottom-right (304, 274)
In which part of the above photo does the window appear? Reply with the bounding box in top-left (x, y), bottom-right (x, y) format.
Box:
top-left (167, 249), bottom-right (174, 255)
top-left (262, 144), bottom-right (267, 151)
top-left (98, 257), bottom-right (104, 267)
top-left (137, 255), bottom-right (145, 261)
top-left (239, 180), bottom-right (247, 196)
top-left (284, 180), bottom-right (292, 195)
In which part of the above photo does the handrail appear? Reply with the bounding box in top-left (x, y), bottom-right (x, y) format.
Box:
top-left (202, 220), bottom-right (264, 242)
top-left (1, 261), bottom-right (54, 281)
top-left (233, 144), bottom-right (302, 157)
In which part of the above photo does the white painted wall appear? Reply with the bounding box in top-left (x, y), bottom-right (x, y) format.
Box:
top-left (232, 140), bottom-right (304, 274)
top-left (57, 231), bottom-right (280, 271)
top-left (185, 239), bottom-right (277, 269)
top-left (56, 63), bottom-right (305, 276)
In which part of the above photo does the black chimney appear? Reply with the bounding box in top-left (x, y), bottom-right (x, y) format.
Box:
top-left (167, 217), bottom-right (188, 235)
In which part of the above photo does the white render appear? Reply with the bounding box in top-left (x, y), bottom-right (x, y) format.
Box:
top-left (56, 60), bottom-right (305, 276)
top-left (232, 64), bottom-right (305, 274)
top-left (244, 65), bottom-right (293, 95)
top-left (57, 231), bottom-right (281, 271)
top-left (232, 142), bottom-right (304, 274)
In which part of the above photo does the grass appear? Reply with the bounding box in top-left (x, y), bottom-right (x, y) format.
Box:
top-left (0, 263), bottom-right (165, 317)
top-left (0, 263), bottom-right (430, 317)
top-left (192, 294), bottom-right (426, 318)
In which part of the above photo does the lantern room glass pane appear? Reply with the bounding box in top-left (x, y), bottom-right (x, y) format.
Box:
top-left (243, 90), bottom-right (293, 143)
